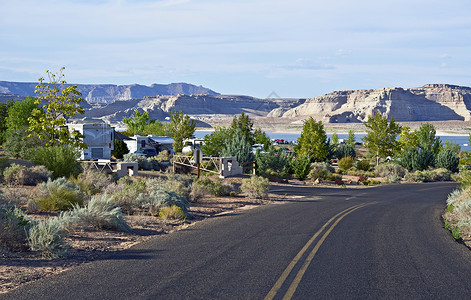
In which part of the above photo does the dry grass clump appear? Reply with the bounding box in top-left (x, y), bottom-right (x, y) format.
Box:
top-left (241, 176), bottom-right (269, 199)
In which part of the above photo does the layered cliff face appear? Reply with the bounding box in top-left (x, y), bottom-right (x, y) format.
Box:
top-left (280, 84), bottom-right (471, 122)
top-left (0, 81), bottom-right (218, 104)
top-left (79, 94), bottom-right (303, 123)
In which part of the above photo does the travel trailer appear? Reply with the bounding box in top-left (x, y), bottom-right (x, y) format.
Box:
top-left (67, 123), bottom-right (114, 160)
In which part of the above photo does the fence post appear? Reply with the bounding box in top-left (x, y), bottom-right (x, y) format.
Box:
top-left (253, 161), bottom-right (256, 175)
top-left (195, 150), bottom-right (201, 178)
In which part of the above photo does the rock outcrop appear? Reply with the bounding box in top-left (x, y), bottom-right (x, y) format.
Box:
top-left (0, 81), bottom-right (218, 104)
top-left (78, 94), bottom-right (303, 124)
top-left (280, 84), bottom-right (471, 122)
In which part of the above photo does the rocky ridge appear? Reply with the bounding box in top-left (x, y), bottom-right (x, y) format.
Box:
top-left (0, 81), bottom-right (218, 104)
top-left (276, 84), bottom-right (471, 122)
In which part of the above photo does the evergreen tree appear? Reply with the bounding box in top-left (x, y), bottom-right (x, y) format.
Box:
top-left (222, 128), bottom-right (254, 164)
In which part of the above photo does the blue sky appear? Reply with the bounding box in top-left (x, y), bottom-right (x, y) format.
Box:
top-left (1, 0), bottom-right (470, 98)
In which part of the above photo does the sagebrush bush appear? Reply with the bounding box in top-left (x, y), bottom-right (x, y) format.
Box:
top-left (107, 178), bottom-right (190, 216)
top-left (0, 205), bottom-right (30, 251)
top-left (338, 157), bottom-right (354, 171)
top-left (356, 159), bottom-right (371, 171)
top-left (3, 164), bottom-right (52, 186)
top-left (375, 163), bottom-right (406, 178)
top-left (35, 178), bottom-right (84, 211)
top-left (61, 195), bottom-right (130, 232)
top-left (336, 144), bottom-right (356, 159)
top-left (405, 168), bottom-right (451, 183)
top-left (436, 149), bottom-right (459, 172)
top-left (122, 153), bottom-right (160, 170)
top-left (309, 168), bottom-right (333, 181)
top-left (158, 205), bottom-right (186, 220)
top-left (28, 217), bottom-right (68, 259)
top-left (155, 150), bottom-right (171, 162)
top-left (241, 176), bottom-right (269, 199)
top-left (162, 176), bottom-right (190, 198)
top-left (73, 165), bottom-right (111, 196)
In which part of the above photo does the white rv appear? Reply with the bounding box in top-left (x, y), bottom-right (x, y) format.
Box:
top-left (123, 135), bottom-right (174, 154)
top-left (67, 123), bottom-right (114, 160)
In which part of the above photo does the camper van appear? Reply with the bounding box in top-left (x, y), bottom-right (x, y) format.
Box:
top-left (67, 123), bottom-right (114, 160)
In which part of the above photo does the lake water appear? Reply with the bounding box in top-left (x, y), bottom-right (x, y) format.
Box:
top-left (194, 130), bottom-right (471, 151)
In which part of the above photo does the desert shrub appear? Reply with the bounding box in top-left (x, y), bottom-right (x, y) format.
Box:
top-left (356, 159), bottom-right (372, 171)
top-left (162, 176), bottom-right (190, 198)
top-left (27, 217), bottom-right (68, 259)
top-left (375, 163), bottom-right (406, 178)
top-left (241, 176), bottom-right (269, 199)
top-left (386, 174), bottom-right (401, 184)
top-left (3, 164), bottom-right (52, 186)
top-left (73, 165), bottom-right (111, 196)
top-left (112, 139), bottom-right (129, 159)
top-left (136, 184), bottom-right (190, 216)
top-left (399, 148), bottom-right (435, 171)
top-left (255, 150), bottom-right (291, 178)
top-left (310, 168), bottom-right (334, 181)
top-left (158, 205), bottom-right (187, 220)
top-left (155, 150), bottom-right (171, 162)
top-left (122, 153), bottom-right (159, 171)
top-left (436, 149), bottom-right (459, 172)
top-left (291, 156), bottom-right (311, 181)
top-left (0, 205), bottom-right (30, 251)
top-left (28, 145), bottom-right (81, 179)
top-left (2, 163), bottom-right (25, 186)
top-left (311, 162), bottom-right (335, 173)
top-left (336, 144), bottom-right (356, 159)
top-left (108, 179), bottom-right (147, 213)
top-left (338, 157), bottom-right (354, 171)
top-left (412, 149), bottom-right (435, 171)
top-left (405, 168), bottom-right (451, 183)
top-left (34, 178), bottom-right (84, 212)
top-left (61, 194), bottom-right (130, 232)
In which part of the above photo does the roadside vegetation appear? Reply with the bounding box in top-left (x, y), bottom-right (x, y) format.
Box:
top-left (0, 68), bottom-right (468, 262)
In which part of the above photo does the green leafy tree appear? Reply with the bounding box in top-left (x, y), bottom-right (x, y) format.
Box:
top-left (5, 97), bottom-right (38, 135)
top-left (142, 120), bottom-right (172, 136)
top-left (294, 117), bottom-right (329, 162)
top-left (3, 129), bottom-right (43, 158)
top-left (222, 128), bottom-right (254, 164)
top-left (253, 128), bottom-right (272, 151)
top-left (441, 140), bottom-right (460, 154)
top-left (397, 126), bottom-right (418, 153)
top-left (346, 130), bottom-right (355, 148)
top-left (0, 100), bottom-right (14, 144)
top-left (122, 109), bottom-right (150, 136)
top-left (362, 112), bottom-right (401, 162)
top-left (230, 112), bottom-right (253, 144)
top-left (201, 127), bottom-right (231, 156)
top-left (28, 68), bottom-right (85, 148)
top-left (170, 111), bottom-right (196, 153)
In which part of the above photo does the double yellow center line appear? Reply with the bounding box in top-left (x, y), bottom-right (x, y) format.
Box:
top-left (264, 202), bottom-right (374, 300)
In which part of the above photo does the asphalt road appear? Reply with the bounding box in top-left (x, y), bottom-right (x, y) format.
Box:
top-left (4, 182), bottom-right (471, 299)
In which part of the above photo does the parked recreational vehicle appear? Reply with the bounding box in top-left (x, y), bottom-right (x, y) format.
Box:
top-left (67, 123), bottom-right (114, 160)
top-left (123, 135), bottom-right (174, 155)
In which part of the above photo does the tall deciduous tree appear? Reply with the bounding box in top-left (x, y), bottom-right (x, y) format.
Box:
top-left (28, 68), bottom-right (85, 148)
top-left (201, 127), bottom-right (231, 156)
top-left (170, 111), bottom-right (196, 153)
top-left (0, 100), bottom-right (13, 144)
top-left (362, 112), bottom-right (401, 162)
top-left (122, 109), bottom-right (150, 136)
top-left (5, 96), bottom-right (38, 137)
top-left (294, 117), bottom-right (329, 162)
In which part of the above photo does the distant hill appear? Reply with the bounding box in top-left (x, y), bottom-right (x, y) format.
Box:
top-left (0, 81), bottom-right (219, 104)
top-left (273, 84), bottom-right (471, 122)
